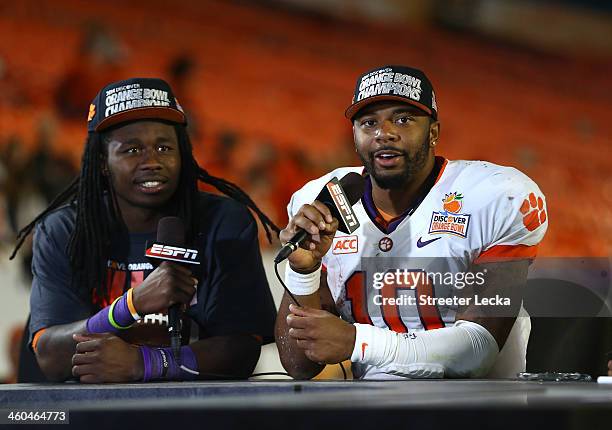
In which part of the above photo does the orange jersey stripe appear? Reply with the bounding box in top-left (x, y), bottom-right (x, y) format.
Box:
top-left (474, 244), bottom-right (539, 264)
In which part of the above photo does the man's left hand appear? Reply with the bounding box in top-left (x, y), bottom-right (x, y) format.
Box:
top-left (286, 304), bottom-right (355, 364)
top-left (72, 333), bottom-right (143, 383)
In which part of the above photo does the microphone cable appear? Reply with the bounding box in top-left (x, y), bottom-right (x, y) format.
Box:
top-left (274, 261), bottom-right (302, 307)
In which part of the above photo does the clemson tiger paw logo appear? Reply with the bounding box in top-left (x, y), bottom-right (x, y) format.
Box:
top-left (443, 192), bottom-right (463, 213)
top-left (520, 192), bottom-right (547, 231)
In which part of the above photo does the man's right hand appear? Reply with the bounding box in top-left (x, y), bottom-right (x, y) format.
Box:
top-left (132, 261), bottom-right (197, 315)
top-left (279, 201), bottom-right (339, 273)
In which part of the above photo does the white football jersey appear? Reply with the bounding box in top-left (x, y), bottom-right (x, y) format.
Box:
top-left (287, 158), bottom-right (548, 379)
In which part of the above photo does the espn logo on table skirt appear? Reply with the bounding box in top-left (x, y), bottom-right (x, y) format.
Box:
top-left (145, 243), bottom-right (201, 265)
top-left (332, 235), bottom-right (358, 254)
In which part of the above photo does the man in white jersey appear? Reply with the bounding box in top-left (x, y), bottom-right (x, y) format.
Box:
top-left (275, 65), bottom-right (548, 380)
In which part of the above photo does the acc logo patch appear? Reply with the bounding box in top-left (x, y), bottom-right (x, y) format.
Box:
top-left (429, 192), bottom-right (471, 238)
top-left (332, 235), bottom-right (358, 254)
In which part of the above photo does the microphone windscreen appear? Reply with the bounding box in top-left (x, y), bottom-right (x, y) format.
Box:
top-left (338, 172), bottom-right (365, 205)
top-left (157, 216), bottom-right (185, 246)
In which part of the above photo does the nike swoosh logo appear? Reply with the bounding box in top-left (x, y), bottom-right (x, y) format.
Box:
top-left (416, 237), bottom-right (441, 248)
top-left (361, 342), bottom-right (368, 360)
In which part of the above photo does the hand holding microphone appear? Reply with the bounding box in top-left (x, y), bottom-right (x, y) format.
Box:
top-left (130, 261), bottom-right (197, 316)
top-left (279, 202), bottom-right (338, 273)
top-left (277, 172), bottom-right (365, 273)
top-left (132, 217), bottom-right (199, 316)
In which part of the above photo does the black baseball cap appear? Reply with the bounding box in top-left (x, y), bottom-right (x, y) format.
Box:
top-left (87, 77), bottom-right (187, 132)
top-left (345, 65), bottom-right (438, 120)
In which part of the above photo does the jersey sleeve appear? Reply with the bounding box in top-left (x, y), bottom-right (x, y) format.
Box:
top-left (286, 175), bottom-right (327, 219)
top-left (197, 205), bottom-right (277, 344)
top-left (474, 168), bottom-right (548, 263)
top-left (29, 212), bottom-right (91, 346)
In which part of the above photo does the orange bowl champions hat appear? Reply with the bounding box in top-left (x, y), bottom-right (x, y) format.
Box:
top-left (87, 77), bottom-right (187, 132)
top-left (345, 65), bottom-right (438, 121)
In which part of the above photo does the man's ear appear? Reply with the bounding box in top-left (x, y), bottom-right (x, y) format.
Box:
top-left (429, 120), bottom-right (440, 147)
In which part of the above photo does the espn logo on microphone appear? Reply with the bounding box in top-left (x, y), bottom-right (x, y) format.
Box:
top-left (145, 242), bottom-right (201, 265)
top-left (332, 235), bottom-right (358, 254)
top-left (326, 179), bottom-right (359, 233)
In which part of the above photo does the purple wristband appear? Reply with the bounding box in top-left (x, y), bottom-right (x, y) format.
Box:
top-left (86, 294), bottom-right (134, 333)
top-left (86, 305), bottom-right (112, 333)
top-left (140, 346), bottom-right (153, 382)
top-left (139, 345), bottom-right (199, 381)
top-left (113, 294), bottom-right (136, 327)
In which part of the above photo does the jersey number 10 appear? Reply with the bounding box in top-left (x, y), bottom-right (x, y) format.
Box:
top-left (345, 271), bottom-right (445, 332)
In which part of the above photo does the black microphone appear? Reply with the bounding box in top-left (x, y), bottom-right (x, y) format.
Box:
top-left (145, 217), bottom-right (200, 363)
top-left (274, 172), bottom-right (365, 264)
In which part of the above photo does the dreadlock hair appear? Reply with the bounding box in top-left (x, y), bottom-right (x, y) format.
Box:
top-left (11, 122), bottom-right (280, 303)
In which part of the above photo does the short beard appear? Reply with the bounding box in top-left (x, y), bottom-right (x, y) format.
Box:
top-left (359, 136), bottom-right (431, 190)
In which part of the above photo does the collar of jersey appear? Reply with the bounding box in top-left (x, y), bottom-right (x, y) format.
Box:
top-left (362, 156), bottom-right (447, 235)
